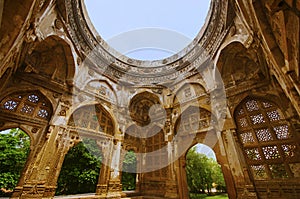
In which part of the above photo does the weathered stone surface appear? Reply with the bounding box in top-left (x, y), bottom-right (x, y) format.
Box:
top-left (0, 0), bottom-right (299, 198)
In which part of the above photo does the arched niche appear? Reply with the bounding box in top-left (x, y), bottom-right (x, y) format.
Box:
top-left (173, 83), bottom-right (206, 105)
top-left (174, 106), bottom-right (212, 136)
top-left (129, 91), bottom-right (162, 127)
top-left (216, 42), bottom-right (267, 87)
top-left (22, 36), bottom-right (75, 86)
top-left (123, 125), bottom-right (142, 152)
top-left (68, 104), bottom-right (115, 137)
top-left (86, 80), bottom-right (117, 104)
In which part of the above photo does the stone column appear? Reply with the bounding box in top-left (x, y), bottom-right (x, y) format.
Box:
top-left (221, 129), bottom-right (258, 199)
top-left (165, 142), bottom-right (179, 199)
top-left (107, 140), bottom-right (122, 198)
top-left (95, 137), bottom-right (122, 199)
top-left (11, 126), bottom-right (78, 199)
top-left (96, 139), bottom-right (113, 198)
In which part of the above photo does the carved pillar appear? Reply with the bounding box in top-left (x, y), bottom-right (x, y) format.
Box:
top-left (107, 140), bottom-right (122, 198)
top-left (96, 137), bottom-right (122, 199)
top-left (11, 126), bottom-right (78, 199)
top-left (221, 129), bottom-right (258, 199)
top-left (175, 156), bottom-right (189, 199)
top-left (96, 139), bottom-right (113, 198)
top-left (165, 142), bottom-right (179, 199)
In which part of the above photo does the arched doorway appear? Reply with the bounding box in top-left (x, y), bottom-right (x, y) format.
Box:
top-left (0, 128), bottom-right (30, 197)
top-left (121, 150), bottom-right (137, 191)
top-left (55, 138), bottom-right (102, 195)
top-left (185, 143), bottom-right (227, 198)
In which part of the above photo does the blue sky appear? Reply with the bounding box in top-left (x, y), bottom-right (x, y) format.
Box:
top-left (85, 0), bottom-right (211, 60)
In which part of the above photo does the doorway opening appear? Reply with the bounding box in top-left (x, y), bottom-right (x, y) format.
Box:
top-left (121, 150), bottom-right (137, 191)
top-left (55, 138), bottom-right (102, 195)
top-left (185, 144), bottom-right (227, 199)
top-left (0, 128), bottom-right (30, 197)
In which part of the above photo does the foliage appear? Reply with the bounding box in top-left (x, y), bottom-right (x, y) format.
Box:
top-left (56, 139), bottom-right (102, 195)
top-left (186, 146), bottom-right (226, 194)
top-left (121, 150), bottom-right (137, 191)
top-left (0, 129), bottom-right (30, 196)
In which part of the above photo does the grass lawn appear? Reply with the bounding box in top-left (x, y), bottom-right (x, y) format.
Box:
top-left (205, 194), bottom-right (228, 199)
top-left (189, 193), bottom-right (228, 199)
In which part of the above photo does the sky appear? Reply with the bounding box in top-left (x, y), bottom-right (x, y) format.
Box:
top-left (84, 0), bottom-right (211, 60)
top-left (195, 144), bottom-right (216, 160)
top-left (83, 1), bottom-right (215, 158)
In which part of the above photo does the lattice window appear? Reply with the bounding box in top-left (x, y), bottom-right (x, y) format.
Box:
top-left (0, 92), bottom-right (52, 120)
top-left (251, 165), bottom-right (268, 180)
top-left (69, 104), bottom-right (114, 136)
top-left (245, 148), bottom-right (262, 160)
top-left (250, 114), bottom-right (265, 125)
top-left (240, 132), bottom-right (255, 144)
top-left (256, 129), bottom-right (273, 142)
top-left (262, 146), bottom-right (281, 160)
top-left (246, 100), bottom-right (259, 112)
top-left (274, 125), bottom-right (290, 139)
top-left (235, 97), bottom-right (299, 180)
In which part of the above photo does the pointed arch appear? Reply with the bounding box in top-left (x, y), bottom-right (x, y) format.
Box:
top-left (24, 36), bottom-right (75, 86)
top-left (0, 90), bottom-right (53, 122)
top-left (68, 104), bottom-right (115, 136)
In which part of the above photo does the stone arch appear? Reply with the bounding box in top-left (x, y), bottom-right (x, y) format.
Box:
top-left (216, 42), bottom-right (267, 87)
top-left (174, 106), bottom-right (237, 199)
top-left (68, 104), bottom-right (115, 137)
top-left (234, 96), bottom-right (300, 182)
top-left (86, 80), bottom-right (118, 104)
top-left (23, 35), bottom-right (75, 86)
top-left (0, 90), bottom-right (53, 123)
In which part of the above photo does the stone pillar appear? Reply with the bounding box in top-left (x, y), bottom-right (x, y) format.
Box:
top-left (107, 140), bottom-right (122, 198)
top-left (221, 129), bottom-right (258, 199)
top-left (175, 156), bottom-right (189, 199)
top-left (165, 142), bottom-right (179, 199)
top-left (96, 138), bottom-right (122, 199)
top-left (96, 139), bottom-right (113, 198)
top-left (11, 126), bottom-right (78, 199)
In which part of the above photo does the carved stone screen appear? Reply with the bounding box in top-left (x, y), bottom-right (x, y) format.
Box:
top-left (235, 97), bottom-right (299, 180)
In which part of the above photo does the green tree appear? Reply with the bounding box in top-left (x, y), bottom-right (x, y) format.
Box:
top-left (211, 161), bottom-right (226, 192)
top-left (0, 129), bottom-right (30, 196)
top-left (121, 150), bottom-right (137, 191)
top-left (186, 146), bottom-right (226, 194)
top-left (56, 139), bottom-right (102, 195)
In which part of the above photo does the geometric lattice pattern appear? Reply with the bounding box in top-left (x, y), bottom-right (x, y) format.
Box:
top-left (0, 91), bottom-right (52, 120)
top-left (251, 165), bottom-right (268, 180)
top-left (68, 104), bottom-right (114, 136)
top-left (240, 132), bottom-right (255, 143)
top-left (235, 97), bottom-right (299, 180)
